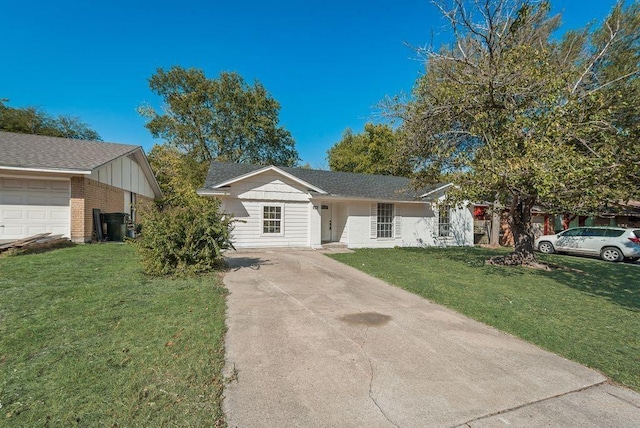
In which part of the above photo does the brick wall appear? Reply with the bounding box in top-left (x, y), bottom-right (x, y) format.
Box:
top-left (70, 177), bottom-right (125, 242)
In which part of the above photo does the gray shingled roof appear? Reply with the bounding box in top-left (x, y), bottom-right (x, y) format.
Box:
top-left (202, 161), bottom-right (448, 201)
top-left (0, 131), bottom-right (140, 171)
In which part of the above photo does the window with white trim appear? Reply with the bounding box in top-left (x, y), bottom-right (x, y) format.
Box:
top-left (438, 205), bottom-right (451, 237)
top-left (262, 205), bottom-right (283, 234)
top-left (377, 203), bottom-right (394, 238)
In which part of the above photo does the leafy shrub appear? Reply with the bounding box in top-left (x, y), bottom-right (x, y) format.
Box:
top-left (133, 195), bottom-right (234, 276)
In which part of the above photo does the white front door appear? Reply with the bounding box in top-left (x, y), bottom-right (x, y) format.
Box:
top-left (0, 177), bottom-right (71, 240)
top-left (321, 204), bottom-right (332, 242)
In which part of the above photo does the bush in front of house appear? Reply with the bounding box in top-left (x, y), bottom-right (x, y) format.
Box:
top-left (134, 195), bottom-right (234, 276)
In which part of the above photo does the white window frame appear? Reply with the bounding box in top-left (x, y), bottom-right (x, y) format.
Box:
top-left (438, 205), bottom-right (451, 237)
top-left (261, 204), bottom-right (284, 236)
top-left (377, 203), bottom-right (395, 239)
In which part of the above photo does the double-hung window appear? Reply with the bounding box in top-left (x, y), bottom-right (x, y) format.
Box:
top-left (262, 205), bottom-right (283, 235)
top-left (438, 205), bottom-right (451, 237)
top-left (377, 203), bottom-right (394, 238)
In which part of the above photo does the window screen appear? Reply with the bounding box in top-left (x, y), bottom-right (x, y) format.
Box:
top-left (262, 206), bottom-right (282, 234)
top-left (438, 206), bottom-right (451, 237)
top-left (377, 203), bottom-right (394, 238)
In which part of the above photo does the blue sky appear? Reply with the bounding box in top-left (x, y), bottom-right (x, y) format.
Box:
top-left (1, 0), bottom-right (621, 167)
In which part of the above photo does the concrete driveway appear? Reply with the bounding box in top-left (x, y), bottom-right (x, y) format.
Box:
top-left (222, 250), bottom-right (640, 427)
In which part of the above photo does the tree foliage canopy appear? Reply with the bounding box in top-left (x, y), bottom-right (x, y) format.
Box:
top-left (393, 0), bottom-right (640, 263)
top-left (146, 144), bottom-right (209, 207)
top-left (139, 66), bottom-right (299, 167)
top-left (327, 123), bottom-right (412, 177)
top-left (0, 99), bottom-right (101, 140)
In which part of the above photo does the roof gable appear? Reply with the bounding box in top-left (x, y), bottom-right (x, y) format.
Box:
top-left (211, 165), bottom-right (327, 194)
top-left (200, 161), bottom-right (449, 201)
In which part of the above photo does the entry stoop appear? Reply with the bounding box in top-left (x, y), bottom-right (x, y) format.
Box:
top-left (320, 242), bottom-right (352, 253)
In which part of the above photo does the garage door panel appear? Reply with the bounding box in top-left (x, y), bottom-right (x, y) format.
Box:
top-left (0, 178), bottom-right (70, 240)
top-left (2, 210), bottom-right (23, 220)
top-left (27, 180), bottom-right (47, 190)
top-left (27, 210), bottom-right (47, 220)
top-left (2, 179), bottom-right (23, 189)
top-left (51, 181), bottom-right (69, 190)
top-left (2, 194), bottom-right (22, 204)
top-left (51, 225), bottom-right (69, 235)
top-left (27, 226), bottom-right (47, 235)
top-left (51, 211), bottom-right (69, 220)
top-left (27, 195), bottom-right (49, 205)
top-left (51, 196), bottom-right (69, 206)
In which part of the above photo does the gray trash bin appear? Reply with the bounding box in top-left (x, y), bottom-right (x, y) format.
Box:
top-left (103, 213), bottom-right (129, 242)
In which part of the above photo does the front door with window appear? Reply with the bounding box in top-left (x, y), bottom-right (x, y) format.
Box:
top-left (321, 204), bottom-right (332, 242)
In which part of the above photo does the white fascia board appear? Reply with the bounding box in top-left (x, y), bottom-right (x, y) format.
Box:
top-left (197, 189), bottom-right (229, 197)
top-left (129, 149), bottom-right (163, 198)
top-left (213, 165), bottom-right (328, 194)
top-left (311, 195), bottom-right (427, 204)
top-left (419, 183), bottom-right (454, 199)
top-left (0, 165), bottom-right (91, 175)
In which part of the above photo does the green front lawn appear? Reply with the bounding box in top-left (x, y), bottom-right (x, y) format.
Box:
top-left (0, 244), bottom-right (227, 427)
top-left (329, 247), bottom-right (640, 392)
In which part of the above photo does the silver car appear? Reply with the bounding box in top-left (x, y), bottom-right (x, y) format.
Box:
top-left (535, 227), bottom-right (640, 262)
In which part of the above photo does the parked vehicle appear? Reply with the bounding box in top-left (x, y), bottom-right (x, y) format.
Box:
top-left (534, 227), bottom-right (640, 262)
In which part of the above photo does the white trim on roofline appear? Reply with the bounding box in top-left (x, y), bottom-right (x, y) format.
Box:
top-left (197, 189), bottom-right (230, 196)
top-left (311, 195), bottom-right (427, 204)
top-left (419, 183), bottom-right (454, 199)
top-left (211, 166), bottom-right (328, 194)
top-left (0, 165), bottom-right (92, 175)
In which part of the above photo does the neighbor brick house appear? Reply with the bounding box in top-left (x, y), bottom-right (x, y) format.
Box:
top-left (0, 131), bottom-right (162, 242)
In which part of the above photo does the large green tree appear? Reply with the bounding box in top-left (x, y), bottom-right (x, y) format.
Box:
top-left (395, 0), bottom-right (640, 264)
top-left (0, 99), bottom-right (101, 140)
top-left (138, 67), bottom-right (299, 167)
top-left (327, 123), bottom-right (412, 176)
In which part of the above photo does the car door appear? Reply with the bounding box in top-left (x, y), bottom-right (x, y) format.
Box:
top-left (578, 228), bottom-right (607, 255)
top-left (554, 228), bottom-right (585, 253)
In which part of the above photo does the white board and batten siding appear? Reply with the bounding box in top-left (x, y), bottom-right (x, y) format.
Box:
top-left (221, 172), bottom-right (311, 248)
top-left (91, 155), bottom-right (156, 199)
top-left (345, 201), bottom-right (474, 248)
top-left (0, 177), bottom-right (70, 240)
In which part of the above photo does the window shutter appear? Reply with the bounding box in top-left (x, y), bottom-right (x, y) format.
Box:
top-left (394, 205), bottom-right (402, 238)
top-left (370, 203), bottom-right (377, 238)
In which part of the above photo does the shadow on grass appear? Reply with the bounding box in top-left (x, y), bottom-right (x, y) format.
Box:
top-left (536, 254), bottom-right (640, 312)
top-left (396, 247), bottom-right (639, 311)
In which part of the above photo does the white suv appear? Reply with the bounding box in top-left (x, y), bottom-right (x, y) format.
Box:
top-left (535, 227), bottom-right (640, 262)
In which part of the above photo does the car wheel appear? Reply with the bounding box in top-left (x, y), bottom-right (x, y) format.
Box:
top-left (538, 241), bottom-right (555, 254)
top-left (600, 247), bottom-right (623, 262)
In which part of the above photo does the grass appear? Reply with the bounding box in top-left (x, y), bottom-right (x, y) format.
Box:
top-left (0, 244), bottom-right (227, 427)
top-left (328, 247), bottom-right (640, 392)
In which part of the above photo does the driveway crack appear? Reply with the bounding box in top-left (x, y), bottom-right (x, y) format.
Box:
top-left (360, 326), bottom-right (400, 428)
top-left (453, 380), bottom-right (608, 427)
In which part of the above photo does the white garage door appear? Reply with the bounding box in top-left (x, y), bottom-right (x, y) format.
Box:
top-left (0, 177), bottom-right (70, 241)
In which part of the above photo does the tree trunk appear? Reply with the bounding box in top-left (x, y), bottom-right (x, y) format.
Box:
top-left (490, 204), bottom-right (501, 247)
top-left (508, 194), bottom-right (536, 263)
top-left (488, 194), bottom-right (536, 266)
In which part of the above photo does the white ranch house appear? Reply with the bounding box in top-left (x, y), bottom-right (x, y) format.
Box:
top-left (198, 161), bottom-right (474, 249)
